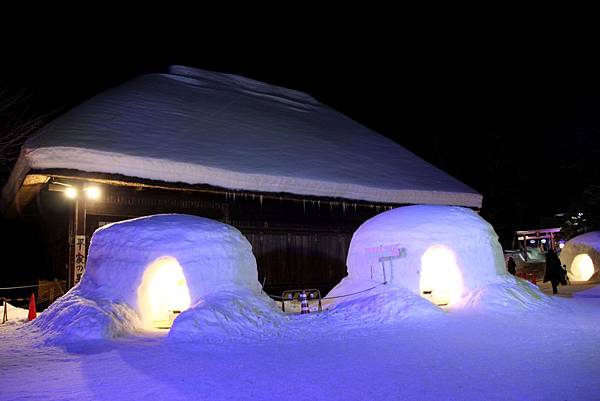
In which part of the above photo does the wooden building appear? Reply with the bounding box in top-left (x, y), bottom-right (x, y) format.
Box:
top-left (1, 66), bottom-right (482, 296)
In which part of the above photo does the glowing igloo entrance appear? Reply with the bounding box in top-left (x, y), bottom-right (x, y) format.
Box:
top-left (570, 254), bottom-right (594, 282)
top-left (138, 257), bottom-right (191, 329)
top-left (419, 245), bottom-right (464, 306)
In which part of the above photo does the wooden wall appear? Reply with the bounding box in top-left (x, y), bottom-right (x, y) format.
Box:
top-left (34, 183), bottom-right (393, 296)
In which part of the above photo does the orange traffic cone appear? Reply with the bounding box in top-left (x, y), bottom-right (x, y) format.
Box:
top-left (28, 293), bottom-right (37, 321)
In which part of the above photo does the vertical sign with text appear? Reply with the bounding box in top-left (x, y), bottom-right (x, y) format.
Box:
top-left (73, 235), bottom-right (86, 285)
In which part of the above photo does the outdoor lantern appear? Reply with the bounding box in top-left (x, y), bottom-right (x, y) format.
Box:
top-left (64, 187), bottom-right (78, 199)
top-left (84, 186), bottom-right (101, 200)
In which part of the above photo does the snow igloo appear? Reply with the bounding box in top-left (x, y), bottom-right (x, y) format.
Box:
top-left (560, 231), bottom-right (600, 282)
top-left (328, 205), bottom-right (514, 308)
top-left (33, 214), bottom-right (282, 342)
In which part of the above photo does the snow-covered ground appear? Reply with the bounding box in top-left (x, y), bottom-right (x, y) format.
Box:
top-left (2, 283), bottom-right (600, 401)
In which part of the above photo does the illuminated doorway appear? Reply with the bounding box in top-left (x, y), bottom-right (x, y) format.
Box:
top-left (571, 254), bottom-right (594, 281)
top-left (137, 257), bottom-right (191, 329)
top-left (420, 245), bottom-right (463, 306)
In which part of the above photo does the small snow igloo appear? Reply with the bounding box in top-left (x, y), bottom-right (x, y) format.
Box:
top-left (328, 205), bottom-right (506, 307)
top-left (34, 214), bottom-right (280, 342)
top-left (560, 231), bottom-right (600, 282)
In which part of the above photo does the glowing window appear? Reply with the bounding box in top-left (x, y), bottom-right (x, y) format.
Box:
top-left (571, 254), bottom-right (594, 281)
top-left (420, 245), bottom-right (464, 306)
top-left (137, 257), bottom-right (191, 329)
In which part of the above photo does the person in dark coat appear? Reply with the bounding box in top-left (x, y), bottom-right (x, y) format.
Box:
top-left (506, 256), bottom-right (517, 275)
top-left (543, 249), bottom-right (565, 294)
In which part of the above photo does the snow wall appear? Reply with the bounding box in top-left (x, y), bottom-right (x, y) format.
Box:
top-left (33, 214), bottom-right (283, 343)
top-left (328, 205), bottom-right (552, 312)
top-left (560, 231), bottom-right (600, 281)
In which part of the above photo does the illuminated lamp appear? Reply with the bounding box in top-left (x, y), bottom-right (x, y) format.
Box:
top-left (540, 239), bottom-right (547, 244)
top-left (84, 186), bottom-right (101, 200)
top-left (64, 187), bottom-right (78, 199)
top-left (137, 257), bottom-right (191, 329)
top-left (419, 245), bottom-right (464, 306)
top-left (559, 241), bottom-right (565, 249)
top-left (571, 254), bottom-right (594, 281)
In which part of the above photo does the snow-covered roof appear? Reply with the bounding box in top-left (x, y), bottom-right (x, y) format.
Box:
top-left (4, 66), bottom-right (482, 207)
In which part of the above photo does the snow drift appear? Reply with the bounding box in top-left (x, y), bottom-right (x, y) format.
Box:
top-left (328, 205), bottom-right (552, 312)
top-left (560, 231), bottom-right (600, 281)
top-left (33, 214), bottom-right (283, 343)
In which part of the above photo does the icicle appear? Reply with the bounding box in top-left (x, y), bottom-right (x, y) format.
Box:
top-left (330, 202), bottom-right (333, 212)
top-left (342, 202), bottom-right (346, 214)
top-left (233, 193), bottom-right (236, 202)
top-left (259, 195), bottom-right (263, 208)
top-left (353, 203), bottom-right (357, 212)
top-left (317, 200), bottom-right (321, 211)
top-left (303, 200), bottom-right (306, 214)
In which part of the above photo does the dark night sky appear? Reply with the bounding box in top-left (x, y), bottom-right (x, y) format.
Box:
top-left (3, 27), bottom-right (600, 243)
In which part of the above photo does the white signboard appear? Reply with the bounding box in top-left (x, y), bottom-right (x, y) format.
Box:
top-left (73, 235), bottom-right (86, 285)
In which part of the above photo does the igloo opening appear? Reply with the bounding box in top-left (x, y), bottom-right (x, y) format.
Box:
top-left (419, 245), bottom-right (464, 306)
top-left (137, 257), bottom-right (191, 329)
top-left (571, 254), bottom-right (594, 281)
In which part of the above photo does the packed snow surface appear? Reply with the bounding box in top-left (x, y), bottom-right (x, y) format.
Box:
top-left (3, 65), bottom-right (481, 208)
top-left (33, 214), bottom-right (283, 342)
top-left (329, 205), bottom-right (527, 308)
top-left (2, 283), bottom-right (599, 401)
top-left (561, 231), bottom-right (600, 281)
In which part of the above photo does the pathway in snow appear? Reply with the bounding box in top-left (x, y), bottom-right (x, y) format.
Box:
top-left (1, 291), bottom-right (600, 401)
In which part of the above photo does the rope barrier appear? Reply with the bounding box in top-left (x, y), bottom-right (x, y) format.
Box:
top-left (0, 284), bottom-right (40, 290)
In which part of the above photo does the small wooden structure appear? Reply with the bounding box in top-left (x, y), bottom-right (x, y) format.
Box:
top-left (514, 228), bottom-right (561, 261)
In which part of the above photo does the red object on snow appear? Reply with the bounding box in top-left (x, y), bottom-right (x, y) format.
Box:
top-left (28, 293), bottom-right (37, 321)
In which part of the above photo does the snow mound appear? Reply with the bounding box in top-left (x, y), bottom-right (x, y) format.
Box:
top-left (329, 205), bottom-right (507, 309)
top-left (560, 231), bottom-right (600, 281)
top-left (168, 290), bottom-right (287, 341)
top-left (33, 214), bottom-right (281, 342)
top-left (456, 275), bottom-right (556, 313)
top-left (326, 286), bottom-right (443, 324)
top-left (32, 289), bottom-right (141, 343)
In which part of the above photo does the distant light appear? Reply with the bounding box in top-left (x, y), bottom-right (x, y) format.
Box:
top-left (529, 240), bottom-right (536, 244)
top-left (559, 242), bottom-right (565, 249)
top-left (64, 187), bottom-right (78, 199)
top-left (540, 239), bottom-right (547, 244)
top-left (84, 186), bottom-right (101, 200)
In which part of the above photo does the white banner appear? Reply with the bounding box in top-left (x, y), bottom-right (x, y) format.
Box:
top-left (73, 235), bottom-right (86, 285)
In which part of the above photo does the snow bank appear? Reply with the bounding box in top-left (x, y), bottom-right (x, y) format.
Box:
top-left (326, 286), bottom-right (443, 324)
top-left (33, 214), bottom-right (282, 343)
top-left (560, 231), bottom-right (600, 281)
top-left (329, 205), bottom-right (550, 312)
top-left (456, 275), bottom-right (555, 313)
top-left (169, 289), bottom-right (286, 341)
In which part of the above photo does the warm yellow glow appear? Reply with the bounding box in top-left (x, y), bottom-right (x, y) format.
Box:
top-left (420, 245), bottom-right (464, 306)
top-left (137, 257), bottom-right (191, 329)
top-left (64, 187), bottom-right (78, 199)
top-left (571, 253), bottom-right (594, 281)
top-left (84, 186), bottom-right (101, 200)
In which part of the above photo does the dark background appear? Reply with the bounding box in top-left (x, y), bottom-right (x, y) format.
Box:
top-left (2, 26), bottom-right (600, 286)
